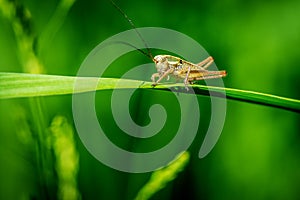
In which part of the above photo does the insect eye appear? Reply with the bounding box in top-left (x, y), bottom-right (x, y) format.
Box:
top-left (154, 56), bottom-right (163, 63)
top-left (179, 59), bottom-right (183, 64)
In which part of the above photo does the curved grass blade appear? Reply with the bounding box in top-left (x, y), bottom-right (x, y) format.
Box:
top-left (134, 151), bottom-right (190, 200)
top-left (0, 72), bottom-right (299, 113)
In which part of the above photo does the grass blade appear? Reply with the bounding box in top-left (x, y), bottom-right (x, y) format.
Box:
top-left (134, 151), bottom-right (190, 200)
top-left (0, 72), bottom-right (299, 113)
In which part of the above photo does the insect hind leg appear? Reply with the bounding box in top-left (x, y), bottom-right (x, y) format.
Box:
top-left (197, 56), bottom-right (214, 69)
top-left (189, 71), bottom-right (227, 82)
top-left (184, 66), bottom-right (191, 85)
top-left (183, 66), bottom-right (192, 90)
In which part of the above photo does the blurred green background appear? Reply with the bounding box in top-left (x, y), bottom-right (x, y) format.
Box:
top-left (0, 0), bottom-right (299, 199)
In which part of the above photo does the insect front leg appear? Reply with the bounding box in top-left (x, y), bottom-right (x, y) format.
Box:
top-left (151, 68), bottom-right (172, 86)
top-left (151, 73), bottom-right (160, 82)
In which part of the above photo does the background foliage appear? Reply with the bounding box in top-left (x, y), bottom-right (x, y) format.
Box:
top-left (0, 0), bottom-right (299, 199)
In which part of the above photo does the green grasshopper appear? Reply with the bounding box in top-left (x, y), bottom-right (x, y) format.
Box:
top-left (111, 0), bottom-right (227, 88)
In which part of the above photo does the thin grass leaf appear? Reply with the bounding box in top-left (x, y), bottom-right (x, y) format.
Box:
top-left (134, 151), bottom-right (190, 200)
top-left (0, 72), bottom-right (300, 113)
top-left (185, 84), bottom-right (300, 113)
top-left (50, 115), bottom-right (81, 200)
top-left (38, 0), bottom-right (76, 54)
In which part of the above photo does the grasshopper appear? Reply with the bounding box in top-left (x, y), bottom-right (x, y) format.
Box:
top-left (151, 55), bottom-right (227, 87)
top-left (111, 0), bottom-right (227, 88)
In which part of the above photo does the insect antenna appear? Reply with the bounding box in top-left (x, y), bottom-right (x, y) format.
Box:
top-left (110, 0), bottom-right (154, 61)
